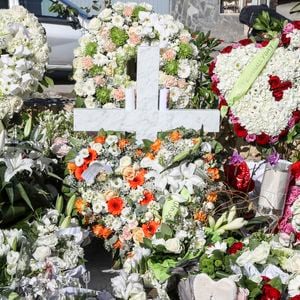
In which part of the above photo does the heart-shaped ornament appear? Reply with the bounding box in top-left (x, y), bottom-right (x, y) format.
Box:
top-left (193, 273), bottom-right (237, 300)
top-left (210, 22), bottom-right (300, 146)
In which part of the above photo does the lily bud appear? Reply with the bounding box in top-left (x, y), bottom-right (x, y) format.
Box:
top-left (221, 218), bottom-right (247, 231)
top-left (227, 206), bottom-right (236, 223)
top-left (214, 212), bottom-right (227, 230)
top-left (208, 215), bottom-right (215, 228)
top-left (66, 194), bottom-right (76, 216)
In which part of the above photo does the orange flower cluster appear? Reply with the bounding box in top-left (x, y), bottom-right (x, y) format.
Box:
top-left (194, 211), bottom-right (207, 222)
top-left (207, 167), bottom-right (220, 181)
top-left (128, 169), bottom-right (147, 189)
top-left (74, 198), bottom-right (87, 214)
top-left (139, 190), bottom-right (155, 206)
top-left (107, 197), bottom-right (124, 216)
top-left (92, 224), bottom-right (112, 239)
top-left (68, 148), bottom-right (98, 181)
top-left (142, 221), bottom-right (160, 238)
top-left (206, 191), bottom-right (218, 203)
top-left (169, 130), bottom-right (182, 142)
top-left (94, 135), bottom-right (106, 144)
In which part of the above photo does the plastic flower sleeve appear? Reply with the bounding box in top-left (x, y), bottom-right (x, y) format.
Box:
top-left (258, 160), bottom-right (291, 217)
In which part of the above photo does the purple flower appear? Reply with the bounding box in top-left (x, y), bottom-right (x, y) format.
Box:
top-left (266, 151), bottom-right (280, 166)
top-left (229, 150), bottom-right (244, 165)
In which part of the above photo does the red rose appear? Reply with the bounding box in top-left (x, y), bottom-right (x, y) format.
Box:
top-left (290, 295), bottom-right (300, 300)
top-left (209, 61), bottom-right (216, 76)
top-left (256, 132), bottom-right (270, 145)
top-left (239, 38), bottom-right (253, 46)
top-left (281, 33), bottom-right (291, 46)
top-left (261, 40), bottom-right (269, 47)
top-left (272, 89), bottom-right (284, 101)
top-left (211, 81), bottom-right (220, 95)
top-left (227, 242), bottom-right (243, 254)
top-left (221, 45), bottom-right (233, 54)
top-left (233, 123), bottom-right (248, 138)
top-left (293, 21), bottom-right (300, 30)
top-left (261, 276), bottom-right (270, 282)
top-left (224, 161), bottom-right (255, 192)
top-left (279, 128), bottom-right (288, 138)
top-left (291, 161), bottom-right (300, 178)
top-left (279, 81), bottom-right (292, 90)
top-left (260, 284), bottom-right (281, 300)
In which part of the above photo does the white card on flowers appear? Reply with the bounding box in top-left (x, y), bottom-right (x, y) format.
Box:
top-left (74, 46), bottom-right (220, 141)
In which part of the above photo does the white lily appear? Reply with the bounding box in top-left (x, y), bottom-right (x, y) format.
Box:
top-left (0, 152), bottom-right (33, 182)
top-left (220, 218), bottom-right (248, 231)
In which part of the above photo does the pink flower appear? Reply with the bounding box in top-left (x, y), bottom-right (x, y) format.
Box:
top-left (246, 134), bottom-right (256, 143)
top-left (179, 36), bottom-right (190, 43)
top-left (82, 56), bottom-right (94, 70)
top-left (129, 33), bottom-right (141, 45)
top-left (164, 75), bottom-right (178, 88)
top-left (177, 79), bottom-right (188, 89)
top-left (211, 74), bottom-right (219, 83)
top-left (104, 41), bottom-right (116, 52)
top-left (162, 49), bottom-right (176, 61)
top-left (113, 88), bottom-right (125, 101)
top-left (123, 6), bottom-right (133, 17)
top-left (94, 76), bottom-right (106, 86)
top-left (120, 227), bottom-right (132, 242)
top-left (50, 137), bottom-right (71, 158)
top-left (283, 23), bottom-right (295, 34)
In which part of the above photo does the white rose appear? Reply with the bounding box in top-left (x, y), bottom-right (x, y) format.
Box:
top-left (99, 8), bottom-right (112, 21)
top-left (33, 246), bottom-right (51, 261)
top-left (288, 275), bottom-right (300, 297)
top-left (90, 141), bottom-right (103, 154)
top-left (120, 156), bottom-right (132, 169)
top-left (0, 244), bottom-right (10, 256)
top-left (79, 148), bottom-right (89, 158)
top-left (251, 241), bottom-right (270, 265)
top-left (36, 233), bottom-right (58, 248)
top-left (236, 250), bottom-right (253, 267)
top-left (106, 135), bottom-right (118, 145)
top-left (112, 15), bottom-right (124, 27)
top-left (88, 17), bottom-right (102, 31)
top-left (130, 292), bottom-right (147, 300)
top-left (7, 250), bottom-right (20, 265)
top-left (165, 238), bottom-right (182, 254)
top-left (84, 96), bottom-right (97, 108)
top-left (283, 254), bottom-right (300, 274)
top-left (75, 155), bottom-right (84, 167)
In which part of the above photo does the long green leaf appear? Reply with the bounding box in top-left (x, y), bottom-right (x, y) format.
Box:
top-left (16, 183), bottom-right (34, 211)
top-left (5, 185), bottom-right (14, 206)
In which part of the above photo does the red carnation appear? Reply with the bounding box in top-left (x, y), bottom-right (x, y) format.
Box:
top-left (239, 38), bottom-right (252, 46)
top-left (291, 295), bottom-right (300, 300)
top-left (211, 81), bottom-right (220, 96)
top-left (221, 45), bottom-right (233, 54)
top-left (233, 123), bottom-right (248, 138)
top-left (227, 242), bottom-right (243, 254)
top-left (260, 284), bottom-right (281, 300)
top-left (224, 161), bottom-right (255, 193)
top-left (209, 61), bottom-right (216, 76)
top-left (293, 110), bottom-right (300, 124)
top-left (273, 90), bottom-right (284, 101)
top-left (261, 40), bottom-right (269, 47)
top-left (268, 75), bottom-right (281, 90)
top-left (256, 132), bottom-right (270, 145)
top-left (281, 33), bottom-right (291, 46)
top-left (293, 21), bottom-right (300, 30)
top-left (291, 161), bottom-right (300, 178)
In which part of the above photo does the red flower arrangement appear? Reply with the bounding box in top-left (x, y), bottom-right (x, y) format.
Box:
top-left (227, 242), bottom-right (243, 254)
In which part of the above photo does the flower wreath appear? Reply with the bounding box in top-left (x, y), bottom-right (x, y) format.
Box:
top-left (210, 22), bottom-right (300, 145)
top-left (73, 2), bottom-right (199, 109)
top-left (0, 6), bottom-right (49, 119)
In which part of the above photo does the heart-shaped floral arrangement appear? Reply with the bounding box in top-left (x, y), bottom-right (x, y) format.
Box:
top-left (210, 22), bottom-right (300, 145)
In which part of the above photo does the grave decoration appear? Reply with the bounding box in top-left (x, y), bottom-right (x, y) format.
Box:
top-left (0, 6), bottom-right (49, 121)
top-left (73, 2), bottom-right (201, 109)
top-left (210, 22), bottom-right (300, 146)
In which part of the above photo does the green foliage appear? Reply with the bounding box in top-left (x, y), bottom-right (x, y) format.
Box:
top-left (89, 65), bottom-right (104, 76)
top-left (110, 27), bottom-right (129, 47)
top-left (252, 11), bottom-right (286, 40)
top-left (96, 87), bottom-right (111, 105)
top-left (132, 6), bottom-right (147, 20)
top-left (191, 31), bottom-right (221, 109)
top-left (85, 42), bottom-right (98, 56)
top-left (163, 60), bottom-right (179, 76)
top-left (178, 43), bottom-right (193, 59)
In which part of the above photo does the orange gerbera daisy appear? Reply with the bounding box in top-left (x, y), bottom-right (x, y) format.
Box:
top-left (142, 221), bottom-right (160, 238)
top-left (92, 224), bottom-right (112, 239)
top-left (169, 130), bottom-right (182, 142)
top-left (75, 198), bottom-right (86, 213)
top-left (128, 169), bottom-right (146, 189)
top-left (118, 139), bottom-right (129, 150)
top-left (74, 164), bottom-right (88, 181)
top-left (107, 197), bottom-right (124, 216)
top-left (207, 167), bottom-right (220, 181)
top-left (94, 135), bottom-right (106, 144)
top-left (151, 139), bottom-right (162, 153)
top-left (67, 162), bottom-right (76, 174)
top-left (140, 190), bottom-right (155, 206)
